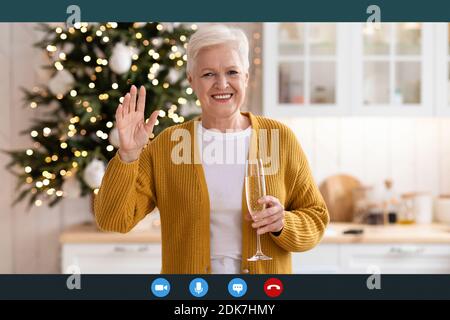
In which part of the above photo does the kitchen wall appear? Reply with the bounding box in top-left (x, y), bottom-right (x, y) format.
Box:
top-left (277, 116), bottom-right (450, 197)
top-left (1, 23), bottom-right (450, 274)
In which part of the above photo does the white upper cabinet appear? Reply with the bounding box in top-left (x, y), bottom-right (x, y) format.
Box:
top-left (263, 23), bottom-right (351, 117)
top-left (436, 23), bottom-right (450, 116)
top-left (351, 23), bottom-right (433, 116)
top-left (263, 23), bottom-right (441, 117)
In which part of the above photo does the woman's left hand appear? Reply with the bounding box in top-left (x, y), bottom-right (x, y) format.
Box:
top-left (246, 195), bottom-right (285, 235)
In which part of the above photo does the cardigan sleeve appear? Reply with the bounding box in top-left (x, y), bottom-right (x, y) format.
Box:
top-left (270, 129), bottom-right (329, 252)
top-left (94, 144), bottom-right (156, 233)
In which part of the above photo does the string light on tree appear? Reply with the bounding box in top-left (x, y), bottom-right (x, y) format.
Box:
top-left (5, 22), bottom-right (197, 208)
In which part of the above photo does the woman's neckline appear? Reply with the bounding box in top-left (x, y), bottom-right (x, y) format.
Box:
top-left (198, 122), bottom-right (252, 140)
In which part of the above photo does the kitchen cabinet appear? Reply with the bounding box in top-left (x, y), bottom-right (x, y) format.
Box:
top-left (296, 243), bottom-right (450, 274)
top-left (351, 23), bottom-right (433, 116)
top-left (292, 244), bottom-right (340, 274)
top-left (435, 23), bottom-right (450, 116)
top-left (263, 23), bottom-right (351, 117)
top-left (263, 23), bottom-right (444, 117)
top-left (62, 242), bottom-right (450, 274)
top-left (62, 243), bottom-right (162, 274)
top-left (60, 222), bottom-right (450, 274)
top-left (340, 243), bottom-right (450, 274)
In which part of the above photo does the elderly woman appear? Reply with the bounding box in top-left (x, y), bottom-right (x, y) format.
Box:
top-left (94, 24), bottom-right (329, 274)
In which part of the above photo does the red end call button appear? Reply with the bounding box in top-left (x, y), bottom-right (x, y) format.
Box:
top-left (263, 278), bottom-right (284, 298)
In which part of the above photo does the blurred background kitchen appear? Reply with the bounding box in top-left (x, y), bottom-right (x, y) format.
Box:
top-left (1, 22), bottom-right (450, 274)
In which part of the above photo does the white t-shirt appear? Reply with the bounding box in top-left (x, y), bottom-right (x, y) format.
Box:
top-left (197, 122), bottom-right (252, 274)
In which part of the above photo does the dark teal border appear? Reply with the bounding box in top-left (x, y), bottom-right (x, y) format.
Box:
top-left (0, 275), bottom-right (450, 299)
top-left (1, 0), bottom-right (449, 22)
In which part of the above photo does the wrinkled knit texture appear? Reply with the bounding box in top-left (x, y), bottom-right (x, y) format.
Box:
top-left (94, 112), bottom-right (329, 274)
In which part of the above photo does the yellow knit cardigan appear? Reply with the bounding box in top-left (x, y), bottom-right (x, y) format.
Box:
top-left (94, 112), bottom-right (329, 274)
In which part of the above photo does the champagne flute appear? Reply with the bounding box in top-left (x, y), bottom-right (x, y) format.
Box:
top-left (245, 158), bottom-right (272, 261)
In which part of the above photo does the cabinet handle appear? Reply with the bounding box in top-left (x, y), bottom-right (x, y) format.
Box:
top-left (389, 246), bottom-right (424, 255)
top-left (113, 245), bottom-right (149, 253)
top-left (113, 246), bottom-right (126, 253)
top-left (138, 246), bottom-right (149, 252)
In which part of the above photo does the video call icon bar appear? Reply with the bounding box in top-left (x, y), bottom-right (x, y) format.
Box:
top-left (151, 277), bottom-right (283, 299)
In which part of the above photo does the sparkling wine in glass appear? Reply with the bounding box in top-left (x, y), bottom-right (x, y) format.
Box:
top-left (245, 158), bottom-right (272, 261)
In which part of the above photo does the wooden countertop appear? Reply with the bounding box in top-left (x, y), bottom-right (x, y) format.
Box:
top-left (60, 222), bottom-right (450, 244)
top-left (60, 222), bottom-right (162, 243)
top-left (322, 223), bottom-right (450, 244)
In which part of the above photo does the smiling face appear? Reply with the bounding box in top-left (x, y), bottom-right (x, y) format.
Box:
top-left (188, 44), bottom-right (249, 121)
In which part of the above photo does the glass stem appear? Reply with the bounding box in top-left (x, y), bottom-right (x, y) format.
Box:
top-left (255, 201), bottom-right (266, 255)
top-left (256, 232), bottom-right (263, 255)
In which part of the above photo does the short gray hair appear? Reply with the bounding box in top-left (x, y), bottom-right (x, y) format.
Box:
top-left (186, 24), bottom-right (250, 75)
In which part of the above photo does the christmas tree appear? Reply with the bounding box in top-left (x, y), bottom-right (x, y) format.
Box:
top-left (4, 22), bottom-right (199, 208)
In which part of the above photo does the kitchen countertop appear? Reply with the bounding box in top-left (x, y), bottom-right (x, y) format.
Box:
top-left (60, 222), bottom-right (450, 244)
top-left (323, 223), bottom-right (450, 244)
